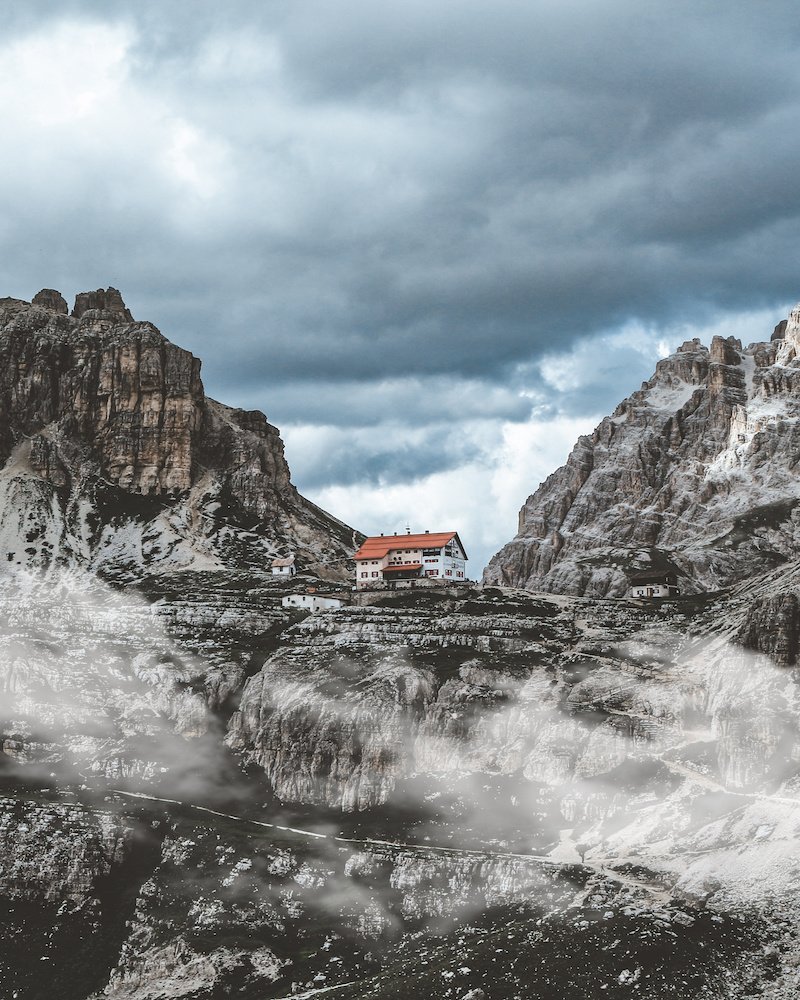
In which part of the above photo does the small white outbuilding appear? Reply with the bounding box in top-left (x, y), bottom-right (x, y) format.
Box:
top-left (271, 555), bottom-right (296, 577)
top-left (281, 594), bottom-right (344, 613)
top-left (628, 570), bottom-right (680, 599)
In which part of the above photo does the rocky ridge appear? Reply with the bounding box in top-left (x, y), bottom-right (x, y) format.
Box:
top-left (484, 306), bottom-right (800, 597)
top-left (0, 288), bottom-right (357, 580)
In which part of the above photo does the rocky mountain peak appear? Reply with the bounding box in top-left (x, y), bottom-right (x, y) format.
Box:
top-left (0, 288), bottom-right (357, 579)
top-left (772, 318), bottom-right (788, 341)
top-left (709, 334), bottom-right (742, 365)
top-left (485, 305), bottom-right (800, 597)
top-left (783, 302), bottom-right (800, 348)
top-left (31, 288), bottom-right (69, 314)
top-left (71, 286), bottom-right (133, 321)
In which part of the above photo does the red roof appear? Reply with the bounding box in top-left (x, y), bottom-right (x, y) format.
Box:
top-left (353, 531), bottom-right (466, 561)
top-left (382, 563), bottom-right (423, 573)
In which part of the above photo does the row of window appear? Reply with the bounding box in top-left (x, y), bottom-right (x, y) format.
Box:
top-left (360, 570), bottom-right (466, 578)
top-left (360, 569), bottom-right (465, 580)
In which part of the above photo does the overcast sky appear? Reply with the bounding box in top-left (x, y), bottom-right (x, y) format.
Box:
top-left (2, 1), bottom-right (799, 570)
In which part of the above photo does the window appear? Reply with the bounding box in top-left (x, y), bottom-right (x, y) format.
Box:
top-left (371, 571), bottom-right (378, 578)
top-left (445, 570), bottom-right (452, 576)
top-left (425, 570), bottom-right (438, 577)
top-left (360, 572), bottom-right (368, 578)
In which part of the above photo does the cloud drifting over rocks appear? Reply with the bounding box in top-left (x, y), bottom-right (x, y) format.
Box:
top-left (2, 2), bottom-right (800, 568)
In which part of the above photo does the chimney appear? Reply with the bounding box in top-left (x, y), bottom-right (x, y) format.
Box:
top-left (424, 529), bottom-right (429, 533)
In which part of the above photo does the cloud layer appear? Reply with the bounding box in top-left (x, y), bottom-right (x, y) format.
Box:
top-left (2, 2), bottom-right (799, 568)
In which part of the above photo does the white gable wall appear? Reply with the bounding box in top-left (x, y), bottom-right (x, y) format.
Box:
top-left (630, 584), bottom-right (678, 598)
top-left (282, 594), bottom-right (343, 612)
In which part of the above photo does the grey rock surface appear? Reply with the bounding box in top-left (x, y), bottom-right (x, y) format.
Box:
top-left (485, 307), bottom-right (800, 596)
top-left (0, 288), bottom-right (358, 581)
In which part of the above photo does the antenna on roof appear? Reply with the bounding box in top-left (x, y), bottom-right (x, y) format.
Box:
top-left (405, 523), bottom-right (411, 534)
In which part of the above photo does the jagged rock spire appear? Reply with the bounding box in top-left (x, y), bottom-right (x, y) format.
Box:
top-left (485, 304), bottom-right (800, 596)
top-left (71, 287), bottom-right (133, 321)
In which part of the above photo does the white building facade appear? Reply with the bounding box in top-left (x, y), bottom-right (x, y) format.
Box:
top-left (628, 571), bottom-right (680, 599)
top-left (271, 555), bottom-right (296, 577)
top-left (353, 531), bottom-right (468, 589)
top-left (281, 594), bottom-right (343, 612)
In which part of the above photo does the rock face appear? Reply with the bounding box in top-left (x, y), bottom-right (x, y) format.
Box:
top-left (0, 568), bottom-right (258, 785)
top-left (0, 288), bottom-right (358, 578)
top-left (224, 582), bottom-right (800, 994)
top-left (5, 794), bottom-right (777, 1000)
top-left (2, 559), bottom-right (800, 997)
top-left (737, 593), bottom-right (800, 666)
top-left (227, 586), bottom-right (800, 815)
top-left (0, 797), bottom-right (162, 1000)
top-left (484, 306), bottom-right (800, 596)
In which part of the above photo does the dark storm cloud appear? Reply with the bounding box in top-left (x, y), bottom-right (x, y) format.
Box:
top-left (5, 2), bottom-right (800, 393)
top-left (238, 377), bottom-right (531, 429)
top-left (2, 0), bottom-right (799, 541)
top-left (281, 424), bottom-right (483, 491)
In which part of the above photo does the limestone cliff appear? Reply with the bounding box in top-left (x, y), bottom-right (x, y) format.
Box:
top-left (485, 306), bottom-right (800, 596)
top-left (227, 586), bottom-right (800, 814)
top-left (0, 288), bottom-right (357, 579)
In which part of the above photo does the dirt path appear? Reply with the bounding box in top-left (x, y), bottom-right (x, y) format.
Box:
top-left (659, 757), bottom-right (800, 807)
top-left (112, 789), bottom-right (667, 898)
top-left (271, 981), bottom-right (358, 999)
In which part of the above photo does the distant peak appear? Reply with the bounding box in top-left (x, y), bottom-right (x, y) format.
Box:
top-left (771, 319), bottom-right (788, 342)
top-left (709, 334), bottom-right (742, 365)
top-left (32, 289), bottom-right (68, 314)
top-left (676, 337), bottom-right (704, 354)
top-left (71, 287), bottom-right (133, 321)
